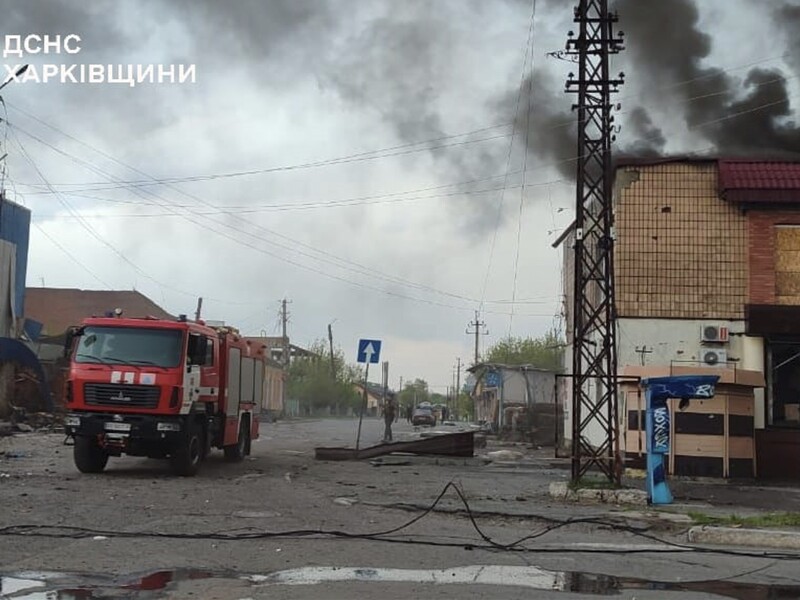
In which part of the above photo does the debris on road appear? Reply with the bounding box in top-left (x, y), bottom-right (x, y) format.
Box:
top-left (333, 497), bottom-right (358, 507)
top-left (3, 450), bottom-right (28, 459)
top-left (369, 458), bottom-right (411, 467)
top-left (484, 450), bottom-right (525, 462)
top-left (232, 510), bottom-right (281, 519)
top-left (549, 481), bottom-right (648, 506)
top-left (315, 430), bottom-right (474, 461)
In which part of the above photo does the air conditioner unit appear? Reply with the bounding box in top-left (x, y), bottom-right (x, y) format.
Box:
top-left (701, 324), bottom-right (729, 343)
top-left (702, 349), bottom-right (727, 366)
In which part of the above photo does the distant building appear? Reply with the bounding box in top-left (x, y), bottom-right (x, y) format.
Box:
top-left (0, 198), bottom-right (30, 338)
top-left (468, 363), bottom-right (557, 445)
top-left (242, 335), bottom-right (317, 365)
top-left (242, 336), bottom-right (286, 419)
top-left (23, 287), bottom-right (175, 409)
top-left (353, 381), bottom-right (388, 417)
top-left (0, 197), bottom-right (38, 417)
top-left (25, 287), bottom-right (173, 337)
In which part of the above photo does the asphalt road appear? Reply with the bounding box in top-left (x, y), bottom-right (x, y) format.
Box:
top-left (1, 417), bottom-right (799, 599)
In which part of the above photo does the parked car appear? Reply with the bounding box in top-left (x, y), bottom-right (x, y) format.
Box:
top-left (412, 405), bottom-right (436, 426)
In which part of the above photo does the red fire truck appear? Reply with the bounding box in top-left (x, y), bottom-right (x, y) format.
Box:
top-left (63, 313), bottom-right (265, 476)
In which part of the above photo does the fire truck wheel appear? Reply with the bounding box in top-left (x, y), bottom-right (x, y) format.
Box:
top-left (171, 425), bottom-right (202, 476)
top-left (74, 435), bottom-right (109, 474)
top-left (224, 418), bottom-right (249, 462)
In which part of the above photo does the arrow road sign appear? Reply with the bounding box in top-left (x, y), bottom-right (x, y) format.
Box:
top-left (357, 339), bottom-right (382, 364)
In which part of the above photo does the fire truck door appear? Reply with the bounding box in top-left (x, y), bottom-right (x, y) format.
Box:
top-left (226, 347), bottom-right (241, 417)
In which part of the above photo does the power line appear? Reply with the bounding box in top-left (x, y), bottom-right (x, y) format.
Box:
top-left (10, 119), bottom-right (560, 309)
top-left (7, 70), bottom-right (795, 315)
top-left (30, 220), bottom-right (112, 289)
top-left (10, 53), bottom-right (794, 192)
top-left (478, 0), bottom-right (538, 315)
top-left (9, 105), bottom-right (513, 188)
top-left (27, 182), bottom-right (530, 217)
top-left (14, 121), bottom-right (559, 316)
top-left (509, 0), bottom-right (538, 337)
top-left (12, 56), bottom-right (797, 199)
top-left (11, 134), bottom-right (264, 306)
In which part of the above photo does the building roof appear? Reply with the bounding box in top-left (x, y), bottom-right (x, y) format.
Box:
top-left (718, 160), bottom-right (800, 205)
top-left (614, 155), bottom-right (717, 170)
top-left (467, 362), bottom-right (556, 374)
top-left (25, 288), bottom-right (174, 335)
top-left (243, 336), bottom-right (317, 361)
top-left (354, 381), bottom-right (391, 398)
top-left (615, 156), bottom-right (800, 203)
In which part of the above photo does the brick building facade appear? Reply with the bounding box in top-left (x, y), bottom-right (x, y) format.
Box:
top-left (559, 158), bottom-right (800, 479)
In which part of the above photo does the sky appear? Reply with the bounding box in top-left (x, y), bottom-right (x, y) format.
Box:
top-left (1, 0), bottom-right (799, 392)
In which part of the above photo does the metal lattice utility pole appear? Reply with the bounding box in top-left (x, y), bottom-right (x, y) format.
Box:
top-left (281, 299), bottom-right (290, 369)
top-left (564, 0), bottom-right (625, 483)
top-left (280, 298), bottom-right (291, 414)
top-left (466, 311), bottom-right (488, 366)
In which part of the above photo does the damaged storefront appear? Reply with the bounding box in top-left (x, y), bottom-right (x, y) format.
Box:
top-left (557, 158), bottom-right (800, 479)
top-left (469, 363), bottom-right (557, 445)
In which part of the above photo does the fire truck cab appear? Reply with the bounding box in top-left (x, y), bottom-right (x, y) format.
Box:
top-left (63, 314), bottom-right (264, 476)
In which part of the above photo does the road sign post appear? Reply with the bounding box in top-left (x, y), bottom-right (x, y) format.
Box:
top-left (355, 339), bottom-right (382, 450)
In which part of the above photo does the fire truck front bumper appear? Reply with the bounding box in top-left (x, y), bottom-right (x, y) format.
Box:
top-left (65, 412), bottom-right (185, 455)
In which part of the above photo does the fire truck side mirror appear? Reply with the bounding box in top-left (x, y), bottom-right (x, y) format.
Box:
top-left (64, 326), bottom-right (81, 358)
top-left (187, 333), bottom-right (209, 367)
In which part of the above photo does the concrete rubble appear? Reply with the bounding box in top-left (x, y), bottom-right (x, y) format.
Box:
top-left (548, 481), bottom-right (648, 506)
top-left (689, 526), bottom-right (800, 550)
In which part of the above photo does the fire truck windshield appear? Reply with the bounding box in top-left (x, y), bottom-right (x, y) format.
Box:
top-left (74, 326), bottom-right (183, 368)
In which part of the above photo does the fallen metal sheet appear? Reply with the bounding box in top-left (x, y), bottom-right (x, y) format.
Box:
top-left (315, 430), bottom-right (474, 461)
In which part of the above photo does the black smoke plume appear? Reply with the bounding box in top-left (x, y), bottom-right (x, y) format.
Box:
top-left (616, 0), bottom-right (800, 159)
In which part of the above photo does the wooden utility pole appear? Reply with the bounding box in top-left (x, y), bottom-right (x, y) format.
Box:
top-left (455, 357), bottom-right (462, 419)
top-left (281, 299), bottom-right (290, 369)
top-left (327, 323), bottom-right (336, 378)
top-left (280, 298), bottom-right (290, 414)
top-left (194, 297), bottom-right (203, 321)
top-left (466, 311), bottom-right (488, 366)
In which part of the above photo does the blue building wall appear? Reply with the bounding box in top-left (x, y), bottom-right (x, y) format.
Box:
top-left (0, 197), bottom-right (31, 317)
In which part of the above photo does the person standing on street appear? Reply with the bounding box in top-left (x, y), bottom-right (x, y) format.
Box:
top-left (383, 392), bottom-right (397, 442)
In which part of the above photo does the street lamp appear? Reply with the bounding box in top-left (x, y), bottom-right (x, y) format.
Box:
top-left (0, 64), bottom-right (29, 92)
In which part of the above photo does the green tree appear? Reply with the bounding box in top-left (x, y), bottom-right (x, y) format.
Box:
top-left (287, 341), bottom-right (361, 415)
top-left (485, 330), bottom-right (565, 372)
top-left (398, 378), bottom-right (429, 412)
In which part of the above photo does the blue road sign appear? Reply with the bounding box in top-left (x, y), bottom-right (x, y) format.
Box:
top-left (357, 339), bottom-right (382, 364)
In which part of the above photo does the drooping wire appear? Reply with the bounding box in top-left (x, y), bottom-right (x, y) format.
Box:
top-left (477, 0), bottom-right (538, 318)
top-left (508, 0), bottom-right (538, 338)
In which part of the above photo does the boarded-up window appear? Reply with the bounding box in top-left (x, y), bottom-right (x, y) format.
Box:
top-left (776, 226), bottom-right (800, 305)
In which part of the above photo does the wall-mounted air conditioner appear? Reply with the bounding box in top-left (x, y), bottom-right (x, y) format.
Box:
top-left (701, 324), bottom-right (729, 343)
top-left (702, 349), bottom-right (727, 366)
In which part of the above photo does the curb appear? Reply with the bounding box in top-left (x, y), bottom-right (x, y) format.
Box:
top-left (688, 526), bottom-right (800, 550)
top-left (549, 481), bottom-right (648, 506)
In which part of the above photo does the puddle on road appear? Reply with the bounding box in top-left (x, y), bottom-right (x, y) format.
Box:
top-left (0, 569), bottom-right (215, 599)
top-left (2, 565), bottom-right (799, 599)
top-left (254, 565), bottom-right (800, 598)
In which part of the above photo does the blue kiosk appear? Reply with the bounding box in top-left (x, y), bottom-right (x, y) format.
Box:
top-left (640, 375), bottom-right (720, 505)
